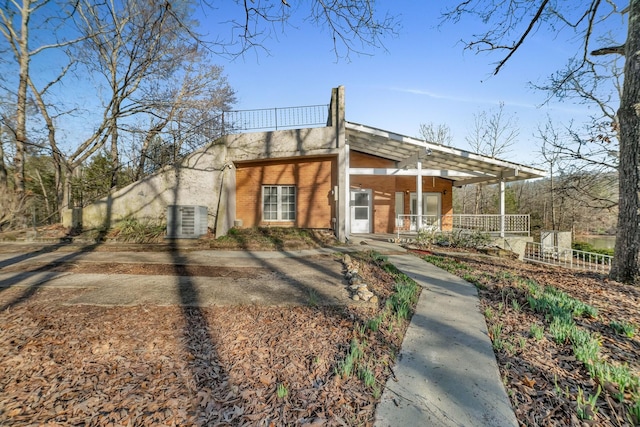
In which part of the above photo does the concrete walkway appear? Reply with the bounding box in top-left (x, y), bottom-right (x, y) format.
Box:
top-left (373, 254), bottom-right (517, 427)
top-left (0, 239), bottom-right (516, 426)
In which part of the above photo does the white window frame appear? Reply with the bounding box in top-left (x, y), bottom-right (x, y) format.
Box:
top-left (262, 185), bottom-right (296, 221)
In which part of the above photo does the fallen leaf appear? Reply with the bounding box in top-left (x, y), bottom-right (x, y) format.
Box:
top-left (522, 375), bottom-right (536, 388)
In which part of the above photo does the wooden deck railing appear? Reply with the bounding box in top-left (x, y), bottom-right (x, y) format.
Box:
top-left (395, 214), bottom-right (530, 239)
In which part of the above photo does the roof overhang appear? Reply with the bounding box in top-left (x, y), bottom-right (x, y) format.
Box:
top-left (346, 122), bottom-right (546, 186)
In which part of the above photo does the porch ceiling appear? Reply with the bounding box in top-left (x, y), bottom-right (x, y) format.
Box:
top-left (346, 122), bottom-right (546, 186)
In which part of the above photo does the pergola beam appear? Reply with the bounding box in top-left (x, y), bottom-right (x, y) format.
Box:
top-left (349, 168), bottom-right (478, 177)
top-left (397, 152), bottom-right (421, 169)
top-left (453, 175), bottom-right (498, 186)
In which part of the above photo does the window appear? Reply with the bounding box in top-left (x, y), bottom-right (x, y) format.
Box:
top-left (262, 185), bottom-right (296, 221)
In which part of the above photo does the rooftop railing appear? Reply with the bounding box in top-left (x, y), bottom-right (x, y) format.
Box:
top-left (221, 104), bottom-right (330, 133)
top-left (136, 104), bottom-right (331, 175)
top-left (181, 104), bottom-right (330, 154)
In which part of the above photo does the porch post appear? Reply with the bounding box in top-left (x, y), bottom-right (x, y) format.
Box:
top-left (417, 159), bottom-right (423, 230)
top-left (334, 86), bottom-right (348, 242)
top-left (499, 179), bottom-right (505, 238)
top-left (344, 144), bottom-right (350, 239)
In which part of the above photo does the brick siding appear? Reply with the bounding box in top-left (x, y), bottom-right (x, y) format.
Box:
top-left (234, 151), bottom-right (453, 234)
top-left (235, 156), bottom-right (337, 229)
top-left (350, 151), bottom-right (453, 233)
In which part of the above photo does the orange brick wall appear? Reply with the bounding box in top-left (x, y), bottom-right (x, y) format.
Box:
top-left (350, 151), bottom-right (394, 168)
top-left (350, 151), bottom-right (453, 233)
top-left (235, 156), bottom-right (337, 229)
top-left (234, 150), bottom-right (454, 234)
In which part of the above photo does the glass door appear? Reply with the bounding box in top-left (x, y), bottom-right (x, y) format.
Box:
top-left (409, 193), bottom-right (441, 231)
top-left (350, 189), bottom-right (372, 233)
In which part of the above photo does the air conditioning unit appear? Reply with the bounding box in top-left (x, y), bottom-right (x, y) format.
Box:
top-left (166, 205), bottom-right (208, 238)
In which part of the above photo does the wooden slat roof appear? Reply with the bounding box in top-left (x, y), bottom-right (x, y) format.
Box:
top-left (346, 122), bottom-right (546, 186)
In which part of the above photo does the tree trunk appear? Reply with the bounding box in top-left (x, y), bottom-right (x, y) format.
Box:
top-left (549, 166), bottom-right (557, 230)
top-left (474, 185), bottom-right (483, 214)
top-left (611, 0), bottom-right (640, 283)
top-left (34, 168), bottom-right (51, 219)
top-left (136, 121), bottom-right (168, 181)
top-left (63, 167), bottom-right (74, 210)
top-left (28, 76), bottom-right (66, 221)
top-left (0, 140), bottom-right (7, 193)
top-left (14, 0), bottom-right (31, 222)
top-left (110, 119), bottom-right (119, 189)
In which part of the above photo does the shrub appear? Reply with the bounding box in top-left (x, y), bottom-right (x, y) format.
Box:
top-left (417, 230), bottom-right (492, 249)
top-left (572, 241), bottom-right (614, 257)
top-left (110, 217), bottom-right (165, 243)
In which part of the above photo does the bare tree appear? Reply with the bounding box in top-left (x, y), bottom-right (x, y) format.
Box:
top-left (465, 102), bottom-right (519, 213)
top-left (73, 0), bottom-right (197, 189)
top-left (533, 56), bottom-right (622, 221)
top-left (466, 102), bottom-right (518, 158)
top-left (0, 104), bottom-right (14, 229)
top-left (26, 71), bottom-right (73, 221)
top-left (418, 122), bottom-right (453, 145)
top-left (443, 1), bottom-right (637, 283)
top-left (72, 0), bottom-right (395, 188)
top-left (535, 118), bottom-right (618, 231)
top-left (0, 0), bottom-right (84, 223)
top-left (0, 0), bottom-right (398, 227)
top-left (214, 0), bottom-right (399, 60)
top-left (537, 119), bottom-right (566, 230)
top-left (130, 60), bottom-right (236, 180)
top-left (0, 97), bottom-right (14, 194)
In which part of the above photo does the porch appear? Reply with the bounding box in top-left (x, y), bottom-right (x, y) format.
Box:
top-left (344, 121), bottom-right (546, 241)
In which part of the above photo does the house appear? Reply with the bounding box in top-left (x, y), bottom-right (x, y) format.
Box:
top-left (63, 86), bottom-right (545, 244)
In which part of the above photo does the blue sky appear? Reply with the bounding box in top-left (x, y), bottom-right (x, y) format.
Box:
top-left (3, 1), bottom-right (622, 169)
top-left (200, 1), bottom-right (622, 166)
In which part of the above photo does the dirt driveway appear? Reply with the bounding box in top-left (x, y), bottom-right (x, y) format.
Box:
top-left (0, 244), bottom-right (352, 307)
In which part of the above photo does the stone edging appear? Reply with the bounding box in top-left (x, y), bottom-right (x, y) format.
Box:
top-left (342, 254), bottom-right (379, 304)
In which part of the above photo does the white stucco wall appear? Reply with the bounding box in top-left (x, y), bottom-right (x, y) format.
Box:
top-left (62, 141), bottom-right (229, 232)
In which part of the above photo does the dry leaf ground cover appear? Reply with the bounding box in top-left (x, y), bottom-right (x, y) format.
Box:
top-left (422, 250), bottom-right (640, 426)
top-left (4, 223), bottom-right (639, 426)
top-left (0, 249), bottom-right (417, 426)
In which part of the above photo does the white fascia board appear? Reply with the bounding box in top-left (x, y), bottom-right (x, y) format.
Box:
top-left (346, 122), bottom-right (424, 146)
top-left (349, 168), bottom-right (477, 177)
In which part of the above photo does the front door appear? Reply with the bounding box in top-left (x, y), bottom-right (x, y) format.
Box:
top-left (410, 192), bottom-right (441, 231)
top-left (350, 189), bottom-right (372, 233)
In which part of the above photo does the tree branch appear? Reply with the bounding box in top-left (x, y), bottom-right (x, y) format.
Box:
top-left (493, 0), bottom-right (550, 75)
top-left (591, 45), bottom-right (625, 56)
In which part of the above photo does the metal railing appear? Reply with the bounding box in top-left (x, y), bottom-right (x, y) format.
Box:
top-left (523, 242), bottom-right (612, 273)
top-left (221, 104), bottom-right (330, 133)
top-left (135, 104), bottom-right (331, 176)
top-left (181, 104), bottom-right (329, 151)
top-left (395, 214), bottom-right (530, 238)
